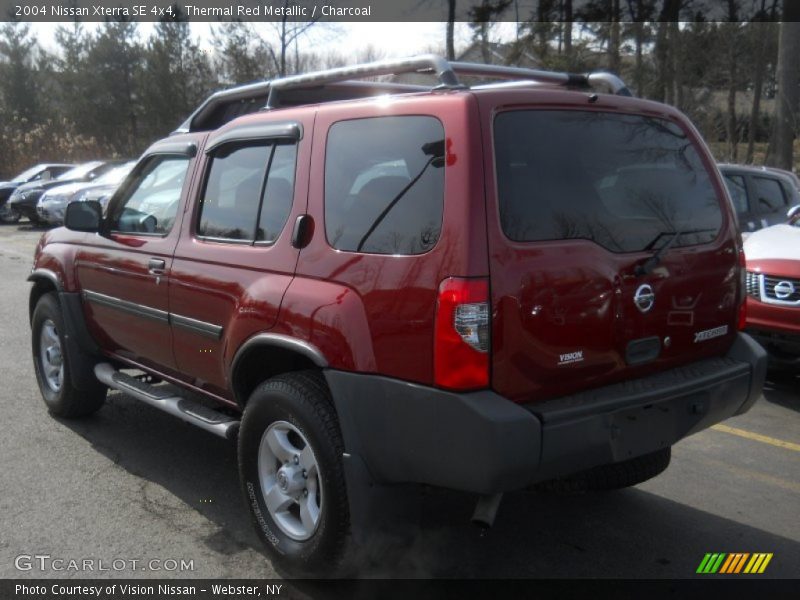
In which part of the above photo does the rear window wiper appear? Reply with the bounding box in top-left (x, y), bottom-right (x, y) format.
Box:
top-left (635, 228), bottom-right (715, 276)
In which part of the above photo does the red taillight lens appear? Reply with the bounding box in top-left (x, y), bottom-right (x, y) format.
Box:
top-left (738, 298), bottom-right (747, 331)
top-left (434, 277), bottom-right (490, 390)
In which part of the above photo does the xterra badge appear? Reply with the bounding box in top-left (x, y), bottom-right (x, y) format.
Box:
top-left (559, 350), bottom-right (584, 365)
top-left (694, 325), bottom-right (729, 343)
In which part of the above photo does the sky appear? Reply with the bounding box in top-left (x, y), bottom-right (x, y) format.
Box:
top-left (30, 21), bottom-right (519, 59)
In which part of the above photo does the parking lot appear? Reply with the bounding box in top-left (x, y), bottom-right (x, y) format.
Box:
top-left (0, 222), bottom-right (798, 581)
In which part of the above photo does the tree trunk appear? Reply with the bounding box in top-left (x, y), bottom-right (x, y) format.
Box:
top-left (670, 19), bottom-right (682, 107)
top-left (447, 0), bottom-right (456, 61)
top-left (609, 0), bottom-right (621, 73)
top-left (563, 0), bottom-right (572, 59)
top-left (746, 19), bottom-right (768, 163)
top-left (633, 18), bottom-right (644, 95)
top-left (766, 3), bottom-right (800, 169)
top-left (726, 23), bottom-right (740, 161)
top-left (655, 0), bottom-right (680, 104)
top-left (480, 21), bottom-right (491, 63)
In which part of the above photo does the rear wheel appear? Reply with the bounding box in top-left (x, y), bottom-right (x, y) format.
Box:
top-left (31, 293), bottom-right (106, 417)
top-left (534, 447), bottom-right (672, 493)
top-left (238, 371), bottom-right (349, 575)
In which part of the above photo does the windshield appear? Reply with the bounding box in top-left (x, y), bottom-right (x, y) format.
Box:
top-left (57, 162), bottom-right (103, 181)
top-left (94, 161), bottom-right (135, 186)
top-left (12, 165), bottom-right (46, 183)
top-left (494, 111), bottom-right (723, 252)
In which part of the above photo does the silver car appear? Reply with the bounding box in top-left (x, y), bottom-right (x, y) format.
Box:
top-left (37, 161), bottom-right (135, 226)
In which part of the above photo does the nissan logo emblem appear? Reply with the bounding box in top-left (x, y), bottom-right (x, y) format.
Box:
top-left (634, 284), bottom-right (655, 313)
top-left (774, 280), bottom-right (795, 300)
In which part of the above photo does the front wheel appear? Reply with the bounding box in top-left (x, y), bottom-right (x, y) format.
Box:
top-left (238, 371), bottom-right (350, 575)
top-left (31, 293), bottom-right (106, 417)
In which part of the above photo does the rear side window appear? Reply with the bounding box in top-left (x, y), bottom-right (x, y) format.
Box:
top-left (723, 174), bottom-right (748, 214)
top-left (325, 116), bottom-right (445, 255)
top-left (198, 142), bottom-right (296, 243)
top-left (753, 176), bottom-right (787, 211)
top-left (494, 111), bottom-right (723, 252)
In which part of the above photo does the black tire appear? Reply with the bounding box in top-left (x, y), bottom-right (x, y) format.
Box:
top-left (534, 447), bottom-right (672, 493)
top-left (0, 205), bottom-right (21, 224)
top-left (238, 371), bottom-right (349, 575)
top-left (31, 293), bottom-right (106, 417)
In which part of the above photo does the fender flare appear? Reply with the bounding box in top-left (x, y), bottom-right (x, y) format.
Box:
top-left (29, 268), bottom-right (102, 391)
top-left (27, 268), bottom-right (63, 292)
top-left (229, 332), bottom-right (329, 404)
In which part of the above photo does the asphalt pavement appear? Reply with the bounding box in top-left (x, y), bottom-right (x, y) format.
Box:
top-left (1, 223), bottom-right (798, 582)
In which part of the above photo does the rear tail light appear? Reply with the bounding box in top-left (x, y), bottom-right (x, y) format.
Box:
top-left (434, 277), bottom-right (490, 390)
top-left (738, 298), bottom-right (747, 331)
top-left (737, 247), bottom-right (747, 331)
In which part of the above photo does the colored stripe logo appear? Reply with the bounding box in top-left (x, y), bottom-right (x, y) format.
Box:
top-left (697, 553), bottom-right (773, 574)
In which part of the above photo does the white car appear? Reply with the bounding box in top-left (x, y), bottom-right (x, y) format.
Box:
top-left (743, 206), bottom-right (800, 370)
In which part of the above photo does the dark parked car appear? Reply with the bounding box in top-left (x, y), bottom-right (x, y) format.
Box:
top-left (29, 56), bottom-right (765, 574)
top-left (0, 163), bottom-right (74, 223)
top-left (719, 164), bottom-right (800, 236)
top-left (764, 166), bottom-right (800, 192)
top-left (8, 161), bottom-right (122, 224)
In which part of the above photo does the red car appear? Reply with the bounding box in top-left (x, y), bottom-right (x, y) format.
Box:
top-left (744, 207), bottom-right (800, 369)
top-left (28, 56), bottom-right (765, 574)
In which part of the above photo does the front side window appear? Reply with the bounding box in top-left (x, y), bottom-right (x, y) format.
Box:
top-left (198, 142), bottom-right (296, 243)
top-left (325, 116), bottom-right (445, 255)
top-left (108, 155), bottom-right (190, 235)
top-left (494, 111), bottom-right (723, 252)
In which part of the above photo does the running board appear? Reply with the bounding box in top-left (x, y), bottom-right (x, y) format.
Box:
top-left (94, 363), bottom-right (239, 440)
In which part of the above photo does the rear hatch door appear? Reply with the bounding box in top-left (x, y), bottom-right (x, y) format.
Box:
top-left (482, 95), bottom-right (740, 403)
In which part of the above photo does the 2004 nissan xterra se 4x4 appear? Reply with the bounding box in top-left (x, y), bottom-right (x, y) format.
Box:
top-left (27, 56), bottom-right (766, 574)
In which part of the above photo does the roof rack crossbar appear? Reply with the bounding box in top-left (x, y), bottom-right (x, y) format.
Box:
top-left (449, 62), bottom-right (631, 96)
top-left (266, 54), bottom-right (462, 109)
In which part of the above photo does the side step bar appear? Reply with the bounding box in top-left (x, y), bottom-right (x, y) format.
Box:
top-left (94, 363), bottom-right (239, 440)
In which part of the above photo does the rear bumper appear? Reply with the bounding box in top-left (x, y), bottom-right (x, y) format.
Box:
top-left (325, 333), bottom-right (766, 495)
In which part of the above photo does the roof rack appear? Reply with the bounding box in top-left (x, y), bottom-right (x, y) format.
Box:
top-left (175, 55), bottom-right (632, 133)
top-left (173, 79), bottom-right (430, 134)
top-left (265, 54), bottom-right (631, 108)
top-left (175, 80), bottom-right (271, 134)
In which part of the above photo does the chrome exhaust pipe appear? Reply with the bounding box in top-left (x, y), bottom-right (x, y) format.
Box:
top-left (471, 493), bottom-right (503, 529)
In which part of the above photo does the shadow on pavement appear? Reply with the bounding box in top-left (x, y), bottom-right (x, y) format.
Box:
top-left (763, 373), bottom-right (800, 413)
top-left (61, 390), bottom-right (800, 579)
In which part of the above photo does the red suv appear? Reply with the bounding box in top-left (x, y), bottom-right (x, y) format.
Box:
top-left (28, 56), bottom-right (766, 574)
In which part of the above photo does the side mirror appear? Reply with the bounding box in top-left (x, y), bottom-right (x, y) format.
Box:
top-left (65, 200), bottom-right (102, 232)
top-left (787, 205), bottom-right (800, 223)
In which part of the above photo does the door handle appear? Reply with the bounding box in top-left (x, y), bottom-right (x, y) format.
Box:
top-left (148, 258), bottom-right (166, 274)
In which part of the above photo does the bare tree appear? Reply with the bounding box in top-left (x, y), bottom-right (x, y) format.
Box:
top-left (766, 0), bottom-right (800, 169)
top-left (446, 0), bottom-right (456, 60)
top-left (745, 1), bottom-right (778, 163)
top-left (265, 0), bottom-right (320, 76)
top-left (469, 0), bottom-right (511, 64)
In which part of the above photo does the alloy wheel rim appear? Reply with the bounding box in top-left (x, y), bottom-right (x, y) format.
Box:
top-left (257, 420), bottom-right (322, 541)
top-left (39, 319), bottom-right (64, 392)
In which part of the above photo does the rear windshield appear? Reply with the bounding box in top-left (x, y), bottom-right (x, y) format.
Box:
top-left (494, 111), bottom-right (723, 252)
